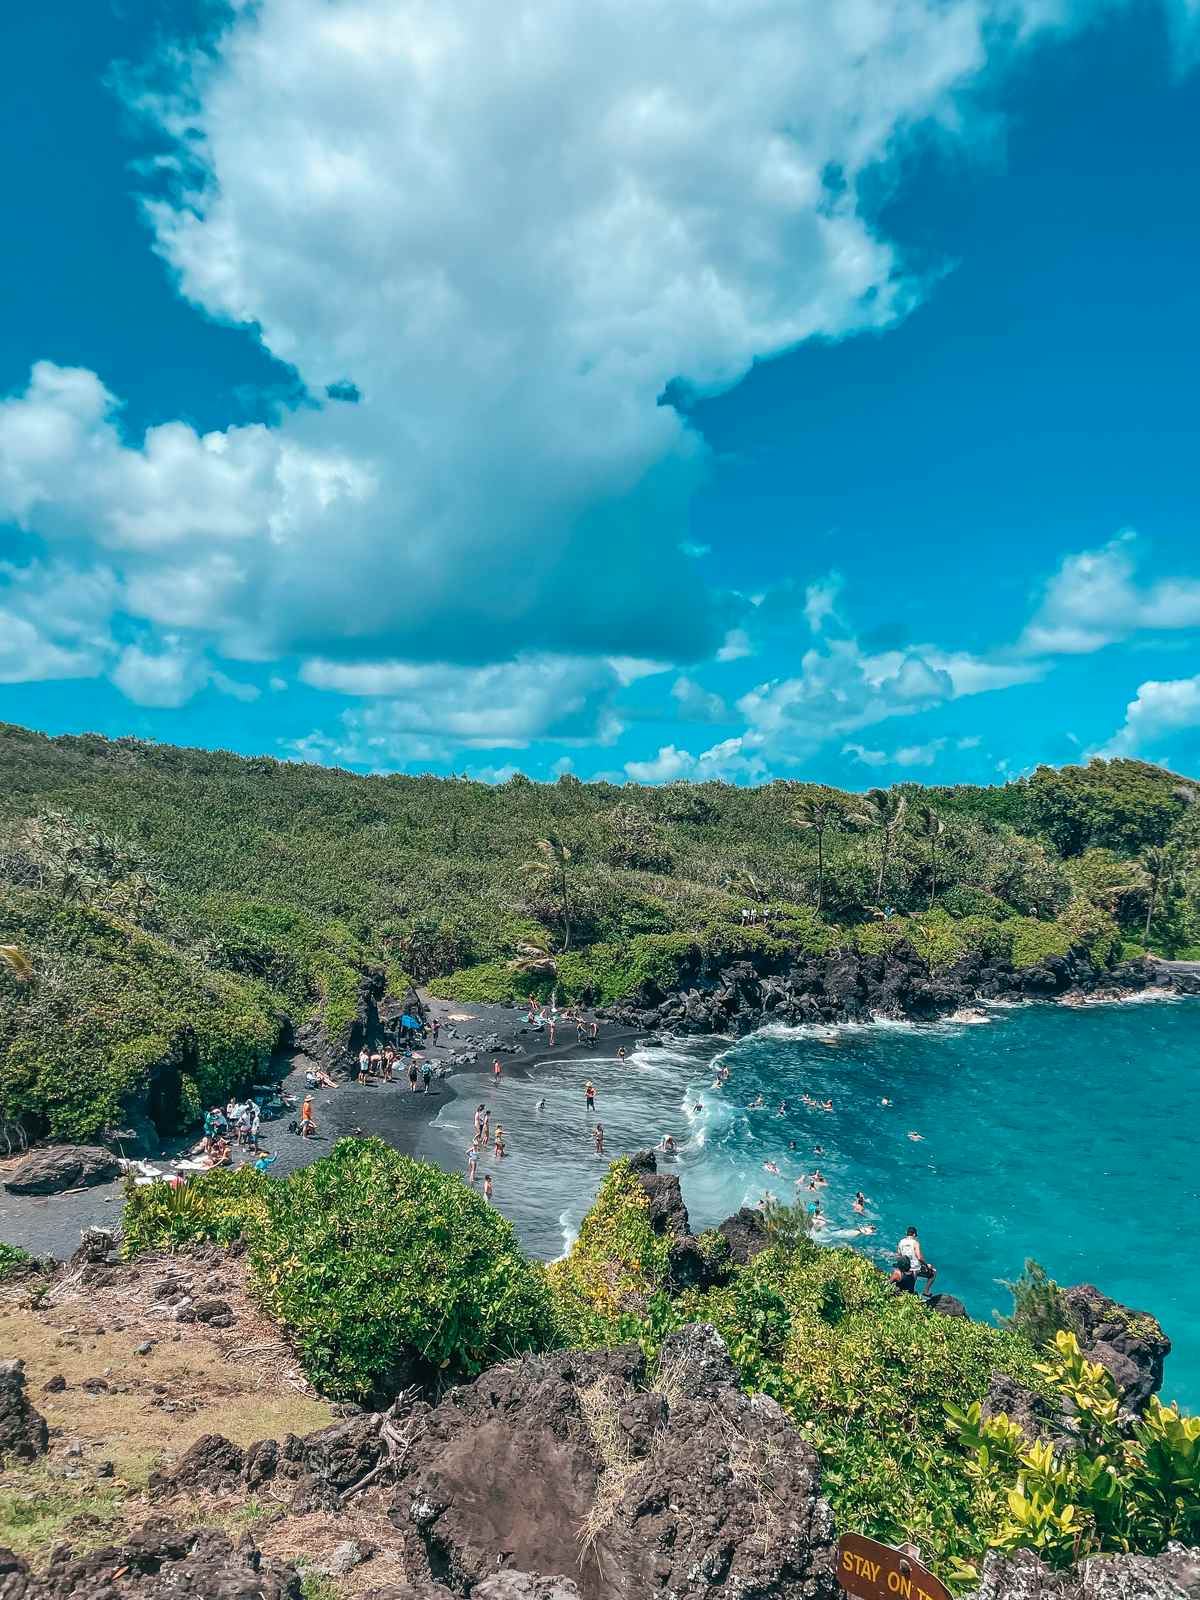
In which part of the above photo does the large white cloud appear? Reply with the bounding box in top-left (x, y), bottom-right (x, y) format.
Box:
top-left (0, 0), bottom-right (1123, 737)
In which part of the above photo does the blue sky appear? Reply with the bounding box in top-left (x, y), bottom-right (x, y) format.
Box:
top-left (3, 0), bottom-right (1200, 787)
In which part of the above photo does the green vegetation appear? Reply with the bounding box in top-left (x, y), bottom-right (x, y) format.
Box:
top-left (123, 1137), bottom-right (562, 1401)
top-left (2, 722), bottom-right (1198, 1142)
top-left (551, 1193), bottom-right (1051, 1571)
top-left (949, 1331), bottom-right (1200, 1576)
top-left (118, 1139), bottom-right (1192, 1585)
top-left (0, 1242), bottom-right (35, 1281)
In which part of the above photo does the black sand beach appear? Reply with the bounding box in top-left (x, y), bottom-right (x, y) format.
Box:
top-left (0, 996), bottom-right (647, 1260)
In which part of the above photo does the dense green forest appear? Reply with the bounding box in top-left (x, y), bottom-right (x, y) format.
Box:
top-left (2, 720), bottom-right (1199, 1141)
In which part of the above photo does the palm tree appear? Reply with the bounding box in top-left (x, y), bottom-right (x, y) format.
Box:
top-left (726, 867), bottom-right (769, 903)
top-left (509, 937), bottom-right (558, 979)
top-left (0, 945), bottom-right (33, 982)
top-left (788, 795), bottom-right (841, 913)
top-left (1139, 845), bottom-right (1176, 945)
top-left (849, 788), bottom-right (908, 905)
top-left (521, 834), bottom-right (574, 951)
top-left (912, 805), bottom-right (946, 910)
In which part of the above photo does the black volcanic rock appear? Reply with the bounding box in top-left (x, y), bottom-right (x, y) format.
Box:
top-left (3, 1145), bottom-right (119, 1195)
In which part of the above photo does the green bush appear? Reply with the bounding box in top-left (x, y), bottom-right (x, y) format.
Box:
top-left (250, 1139), bottom-right (563, 1400)
top-left (427, 960), bottom-right (521, 1004)
top-left (997, 1259), bottom-right (1073, 1349)
top-left (0, 1241), bottom-right (35, 1280)
top-left (675, 1243), bottom-right (1048, 1570)
top-left (121, 1165), bottom-right (270, 1254)
top-left (548, 1158), bottom-right (673, 1343)
top-left (949, 1331), bottom-right (1200, 1576)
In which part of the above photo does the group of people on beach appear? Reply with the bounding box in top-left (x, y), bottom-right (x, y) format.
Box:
top-left (524, 996), bottom-right (601, 1051)
top-left (201, 1097), bottom-right (280, 1173)
top-left (355, 1042), bottom-right (436, 1093)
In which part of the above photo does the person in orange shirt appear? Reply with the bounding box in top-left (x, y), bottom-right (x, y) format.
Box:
top-left (300, 1096), bottom-right (317, 1138)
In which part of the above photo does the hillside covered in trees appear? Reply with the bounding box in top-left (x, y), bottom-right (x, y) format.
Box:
top-left (2, 720), bottom-right (1199, 1143)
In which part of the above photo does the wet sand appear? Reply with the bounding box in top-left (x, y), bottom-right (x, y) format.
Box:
top-left (0, 996), bottom-right (647, 1259)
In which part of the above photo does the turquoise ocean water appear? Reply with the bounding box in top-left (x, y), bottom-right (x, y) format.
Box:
top-left (429, 994), bottom-right (1199, 1408)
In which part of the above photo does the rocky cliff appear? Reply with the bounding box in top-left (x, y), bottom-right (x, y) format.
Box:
top-left (602, 942), bottom-right (1171, 1035)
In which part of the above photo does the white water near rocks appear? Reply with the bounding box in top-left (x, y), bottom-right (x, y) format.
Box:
top-left (425, 994), bottom-right (1200, 1407)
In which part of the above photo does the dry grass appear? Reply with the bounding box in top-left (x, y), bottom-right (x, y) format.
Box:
top-left (722, 1418), bottom-right (785, 1557)
top-left (0, 1252), bottom-right (335, 1566)
top-left (0, 1252), bottom-right (423, 1592)
top-left (650, 1346), bottom-right (689, 1413)
top-left (574, 1375), bottom-right (642, 1562)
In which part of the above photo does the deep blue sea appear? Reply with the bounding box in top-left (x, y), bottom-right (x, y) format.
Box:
top-left (429, 994), bottom-right (1200, 1409)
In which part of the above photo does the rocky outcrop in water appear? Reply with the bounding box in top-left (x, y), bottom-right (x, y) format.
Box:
top-left (602, 942), bottom-right (1169, 1035)
top-left (1058, 1283), bottom-right (1171, 1413)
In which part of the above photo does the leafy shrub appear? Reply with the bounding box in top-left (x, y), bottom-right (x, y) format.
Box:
top-left (121, 1165), bottom-right (270, 1254)
top-left (1008, 916), bottom-right (1073, 968)
top-left (427, 960), bottom-right (521, 1003)
top-left (250, 1139), bottom-right (562, 1400)
top-left (548, 1159), bottom-right (672, 1342)
top-left (0, 1241), bottom-right (35, 1280)
top-left (949, 1331), bottom-right (1200, 1575)
top-left (998, 1259), bottom-right (1073, 1349)
top-left (673, 1243), bottom-right (1048, 1570)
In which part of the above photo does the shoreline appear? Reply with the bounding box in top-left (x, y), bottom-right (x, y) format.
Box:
top-left (0, 997), bottom-right (649, 1260)
top-left (2, 977), bottom-right (1195, 1263)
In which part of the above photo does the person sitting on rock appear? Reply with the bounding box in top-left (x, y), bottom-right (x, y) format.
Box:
top-left (895, 1226), bottom-right (936, 1294)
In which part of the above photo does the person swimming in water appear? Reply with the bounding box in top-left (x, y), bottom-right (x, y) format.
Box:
top-left (763, 1160), bottom-right (780, 1175)
top-left (853, 1191), bottom-right (867, 1213)
top-left (749, 1094), bottom-right (765, 1109)
top-left (658, 1133), bottom-right (677, 1154)
top-left (777, 1101), bottom-right (788, 1115)
top-left (907, 1130), bottom-right (924, 1142)
top-left (536, 1097), bottom-right (546, 1113)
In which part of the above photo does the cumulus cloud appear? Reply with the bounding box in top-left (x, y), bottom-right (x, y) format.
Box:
top-left (843, 737), bottom-right (948, 769)
top-left (803, 574), bottom-right (844, 634)
top-left (296, 653), bottom-right (626, 758)
top-left (624, 736), bottom-right (768, 784)
top-left (1098, 674), bottom-right (1200, 759)
top-left (0, 0), bottom-right (1118, 734)
top-left (1020, 532), bottom-right (1200, 657)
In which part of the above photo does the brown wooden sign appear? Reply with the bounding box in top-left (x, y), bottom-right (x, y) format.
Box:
top-left (837, 1533), bottom-right (951, 1600)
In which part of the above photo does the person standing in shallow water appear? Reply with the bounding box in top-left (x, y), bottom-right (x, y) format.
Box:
top-left (585, 1080), bottom-right (596, 1112)
top-left (483, 1173), bottom-right (494, 1204)
top-left (593, 1122), bottom-right (605, 1154)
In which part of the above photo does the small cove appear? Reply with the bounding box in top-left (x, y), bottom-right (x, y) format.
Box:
top-left (428, 993), bottom-right (1200, 1408)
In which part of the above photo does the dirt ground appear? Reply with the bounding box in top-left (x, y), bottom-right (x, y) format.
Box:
top-left (0, 1253), bottom-right (412, 1595)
